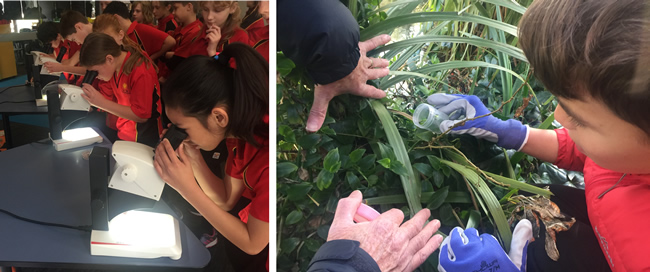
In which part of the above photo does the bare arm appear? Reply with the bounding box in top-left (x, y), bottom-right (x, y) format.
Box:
top-left (189, 155), bottom-right (245, 211)
top-left (61, 51), bottom-right (80, 66)
top-left (184, 189), bottom-right (269, 255)
top-left (519, 128), bottom-right (559, 163)
top-left (80, 84), bottom-right (147, 123)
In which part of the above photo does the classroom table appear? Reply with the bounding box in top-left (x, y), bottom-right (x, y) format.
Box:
top-left (0, 85), bottom-right (47, 148)
top-left (0, 130), bottom-right (211, 270)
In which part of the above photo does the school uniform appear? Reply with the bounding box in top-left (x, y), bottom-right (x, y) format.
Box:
top-left (186, 25), bottom-right (249, 57)
top-left (56, 40), bottom-right (83, 85)
top-left (96, 52), bottom-right (162, 147)
top-left (225, 135), bottom-right (269, 271)
top-left (172, 19), bottom-right (204, 58)
top-left (241, 7), bottom-right (269, 61)
top-left (157, 14), bottom-right (178, 36)
top-left (127, 21), bottom-right (170, 59)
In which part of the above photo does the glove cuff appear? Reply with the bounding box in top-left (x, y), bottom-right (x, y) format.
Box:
top-left (495, 120), bottom-right (529, 150)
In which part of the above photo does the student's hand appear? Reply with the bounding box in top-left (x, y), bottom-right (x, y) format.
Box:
top-left (165, 51), bottom-right (174, 59)
top-left (427, 94), bottom-right (529, 150)
top-left (153, 139), bottom-right (198, 194)
top-left (438, 219), bottom-right (533, 272)
top-left (306, 34), bottom-right (391, 132)
top-left (80, 83), bottom-right (108, 108)
top-left (327, 190), bottom-right (444, 271)
top-left (181, 140), bottom-right (203, 163)
top-left (206, 25), bottom-right (222, 57)
top-left (43, 61), bottom-right (63, 73)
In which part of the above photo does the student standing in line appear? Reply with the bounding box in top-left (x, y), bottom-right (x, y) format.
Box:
top-left (79, 32), bottom-right (162, 147)
top-left (154, 43), bottom-right (269, 271)
top-left (43, 10), bottom-right (91, 78)
top-left (103, 1), bottom-right (175, 62)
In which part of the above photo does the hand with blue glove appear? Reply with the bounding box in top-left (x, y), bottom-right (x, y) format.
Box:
top-left (438, 219), bottom-right (534, 272)
top-left (427, 94), bottom-right (530, 151)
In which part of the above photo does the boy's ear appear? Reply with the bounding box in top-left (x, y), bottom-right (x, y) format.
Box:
top-left (74, 22), bottom-right (83, 32)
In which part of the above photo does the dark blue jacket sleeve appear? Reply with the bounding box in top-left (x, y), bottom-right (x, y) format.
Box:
top-left (307, 240), bottom-right (381, 272)
top-left (277, 0), bottom-right (360, 85)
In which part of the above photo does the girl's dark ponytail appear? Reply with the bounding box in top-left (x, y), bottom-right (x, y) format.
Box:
top-left (163, 42), bottom-right (268, 147)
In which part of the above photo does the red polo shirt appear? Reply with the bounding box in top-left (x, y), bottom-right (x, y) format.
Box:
top-left (57, 40), bottom-right (85, 85)
top-left (241, 8), bottom-right (268, 61)
top-left (157, 14), bottom-right (178, 36)
top-left (172, 19), bottom-right (204, 58)
top-left (186, 26), bottom-right (249, 57)
top-left (127, 21), bottom-right (170, 59)
top-left (225, 136), bottom-right (269, 224)
top-left (96, 52), bottom-right (162, 147)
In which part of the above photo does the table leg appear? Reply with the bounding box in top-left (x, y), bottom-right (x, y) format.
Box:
top-left (1, 114), bottom-right (12, 149)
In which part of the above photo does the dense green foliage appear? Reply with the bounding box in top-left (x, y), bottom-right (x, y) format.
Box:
top-left (277, 1), bottom-right (584, 271)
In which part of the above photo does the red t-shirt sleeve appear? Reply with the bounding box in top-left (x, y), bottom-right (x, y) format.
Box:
top-left (248, 167), bottom-right (269, 222)
top-left (128, 66), bottom-right (156, 119)
top-left (553, 128), bottom-right (587, 171)
top-left (137, 24), bottom-right (169, 56)
top-left (225, 139), bottom-right (244, 179)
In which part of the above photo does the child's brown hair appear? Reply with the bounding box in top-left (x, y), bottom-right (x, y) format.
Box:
top-left (60, 10), bottom-right (89, 38)
top-left (80, 32), bottom-right (158, 75)
top-left (518, 0), bottom-right (650, 135)
top-left (92, 14), bottom-right (142, 53)
top-left (133, 1), bottom-right (156, 25)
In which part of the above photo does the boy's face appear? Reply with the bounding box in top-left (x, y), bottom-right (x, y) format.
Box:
top-left (68, 23), bottom-right (91, 44)
top-left (152, 1), bottom-right (169, 20)
top-left (132, 3), bottom-right (144, 23)
top-left (555, 95), bottom-right (650, 174)
top-left (50, 34), bottom-right (63, 48)
top-left (172, 3), bottom-right (193, 24)
top-left (201, 3), bottom-right (235, 29)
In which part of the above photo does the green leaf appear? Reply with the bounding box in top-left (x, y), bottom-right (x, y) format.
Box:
top-left (431, 170), bottom-right (445, 187)
top-left (441, 159), bottom-right (512, 251)
top-left (389, 160), bottom-right (409, 176)
top-left (484, 171), bottom-right (553, 197)
top-left (413, 163), bottom-right (434, 176)
top-left (297, 134), bottom-right (322, 150)
top-left (285, 210), bottom-right (303, 225)
top-left (287, 183), bottom-right (313, 201)
top-left (427, 155), bottom-right (442, 170)
top-left (349, 149), bottom-right (367, 163)
top-left (427, 186), bottom-right (449, 210)
top-left (280, 237), bottom-right (300, 254)
top-left (316, 170), bottom-right (334, 191)
top-left (346, 171), bottom-right (361, 189)
top-left (371, 100), bottom-right (422, 216)
top-left (323, 148), bottom-right (341, 172)
top-left (358, 154), bottom-right (377, 171)
top-left (277, 162), bottom-right (298, 178)
top-left (361, 12), bottom-right (519, 40)
top-left (466, 209), bottom-right (481, 229)
top-left (367, 175), bottom-right (379, 187)
top-left (277, 53), bottom-right (296, 77)
top-left (278, 125), bottom-right (296, 143)
top-left (377, 158), bottom-right (391, 169)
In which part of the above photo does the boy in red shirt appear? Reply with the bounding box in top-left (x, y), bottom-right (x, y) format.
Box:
top-left (432, 1), bottom-right (650, 271)
top-left (162, 1), bottom-right (203, 73)
top-left (43, 11), bottom-right (91, 78)
top-left (103, 1), bottom-right (175, 62)
top-left (153, 1), bottom-right (178, 36)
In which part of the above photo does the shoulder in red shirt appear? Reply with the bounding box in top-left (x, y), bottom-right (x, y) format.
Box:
top-left (99, 52), bottom-right (162, 146)
top-left (127, 21), bottom-right (169, 58)
top-left (225, 136), bottom-right (269, 223)
top-left (157, 14), bottom-right (178, 36)
top-left (173, 19), bottom-right (204, 58)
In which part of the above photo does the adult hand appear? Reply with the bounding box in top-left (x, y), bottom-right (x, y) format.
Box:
top-left (427, 94), bottom-right (529, 150)
top-left (327, 190), bottom-right (444, 271)
top-left (438, 219), bottom-right (533, 272)
top-left (153, 139), bottom-right (198, 194)
top-left (80, 83), bottom-right (108, 108)
top-left (306, 34), bottom-right (392, 132)
top-left (43, 61), bottom-right (64, 73)
top-left (206, 25), bottom-right (222, 57)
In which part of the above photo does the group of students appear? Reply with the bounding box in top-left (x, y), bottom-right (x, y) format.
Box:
top-left (36, 1), bottom-right (269, 271)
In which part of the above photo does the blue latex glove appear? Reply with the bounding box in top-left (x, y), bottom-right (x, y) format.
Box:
top-left (438, 219), bottom-right (533, 272)
top-left (427, 94), bottom-right (529, 151)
